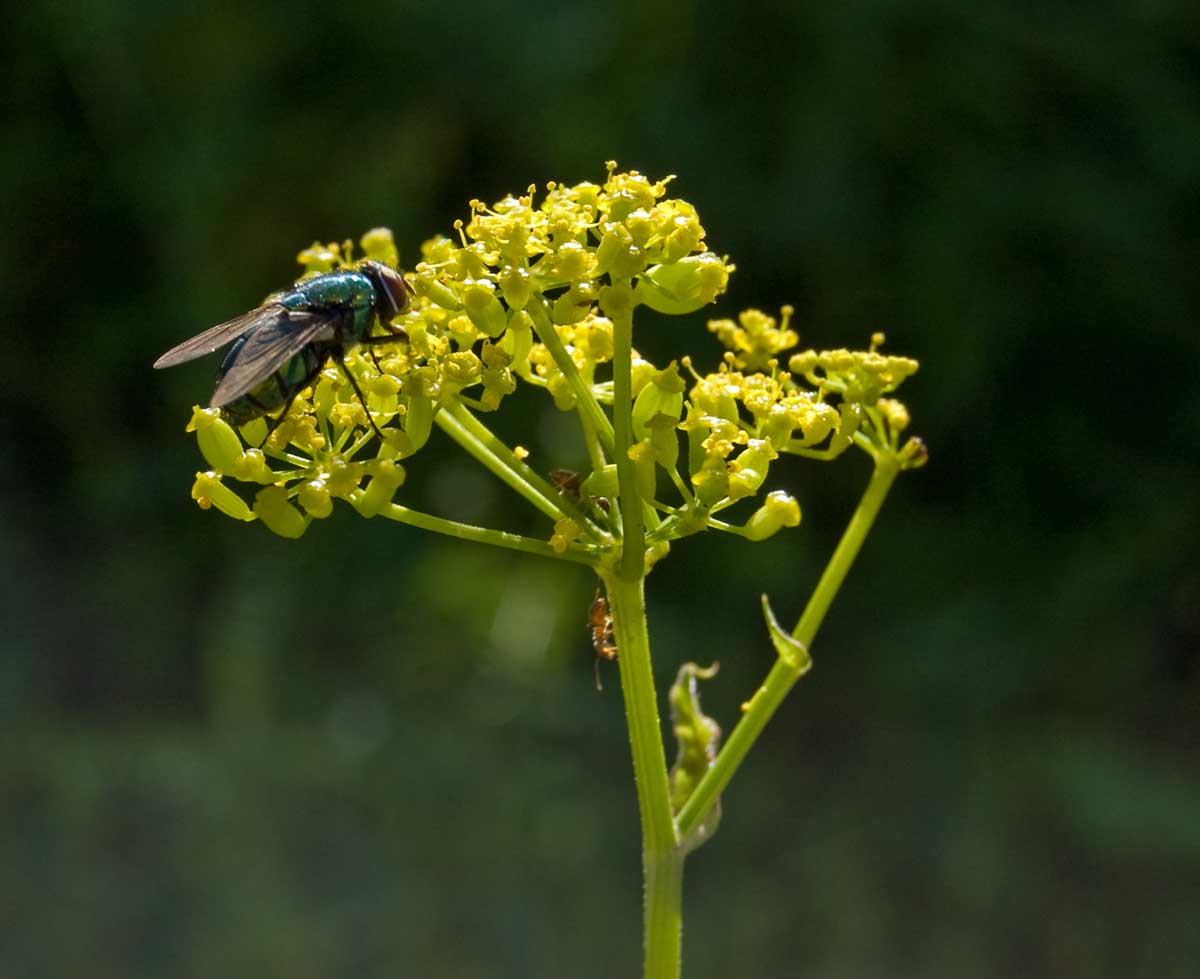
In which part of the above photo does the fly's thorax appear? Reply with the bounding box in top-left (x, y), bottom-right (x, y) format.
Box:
top-left (284, 270), bottom-right (380, 344)
top-left (286, 270), bottom-right (376, 310)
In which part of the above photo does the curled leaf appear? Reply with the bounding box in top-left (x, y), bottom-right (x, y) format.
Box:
top-left (669, 661), bottom-right (722, 853)
top-left (761, 595), bottom-right (812, 675)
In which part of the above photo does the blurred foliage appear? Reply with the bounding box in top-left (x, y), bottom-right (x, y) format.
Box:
top-left (2, 0), bottom-right (1198, 976)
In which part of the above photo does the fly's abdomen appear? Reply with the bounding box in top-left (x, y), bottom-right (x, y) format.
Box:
top-left (217, 340), bottom-right (328, 427)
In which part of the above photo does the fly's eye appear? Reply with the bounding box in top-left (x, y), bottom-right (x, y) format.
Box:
top-left (376, 267), bottom-right (413, 318)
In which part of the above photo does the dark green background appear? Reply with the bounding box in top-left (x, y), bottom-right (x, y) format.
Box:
top-left (4, 1), bottom-right (1198, 976)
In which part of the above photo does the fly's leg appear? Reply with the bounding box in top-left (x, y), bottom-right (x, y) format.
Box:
top-left (361, 331), bottom-right (407, 373)
top-left (255, 388), bottom-right (304, 449)
top-left (333, 350), bottom-right (386, 440)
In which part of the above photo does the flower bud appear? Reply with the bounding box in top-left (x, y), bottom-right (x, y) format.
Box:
top-left (878, 398), bottom-right (910, 433)
top-left (443, 351), bottom-right (483, 387)
top-left (632, 361), bottom-right (685, 440)
top-left (727, 440), bottom-right (777, 502)
top-left (364, 371), bottom-right (400, 424)
top-left (253, 486), bottom-right (308, 538)
top-left (636, 253), bottom-right (730, 315)
top-left (419, 235), bottom-right (454, 263)
top-left (498, 309), bottom-right (534, 371)
top-left (743, 491), bottom-right (801, 542)
top-left (462, 279), bottom-right (507, 337)
top-left (360, 227), bottom-right (398, 265)
top-left (297, 478), bottom-right (334, 519)
top-left (595, 225), bottom-right (647, 278)
top-left (498, 265), bottom-right (532, 309)
top-left (296, 241), bottom-right (339, 274)
top-left (404, 395), bottom-right (435, 450)
top-left (646, 412), bottom-right (681, 470)
top-left (788, 350), bottom-right (818, 375)
top-left (550, 517), bottom-right (583, 553)
top-left (191, 471), bottom-right (254, 522)
top-left (551, 281), bottom-right (598, 325)
top-left (553, 240), bottom-right (597, 282)
top-left (691, 461), bottom-right (729, 507)
top-left (357, 460), bottom-right (406, 517)
top-left (230, 448), bottom-right (275, 484)
top-left (412, 269), bottom-right (463, 311)
top-left (899, 436), bottom-right (929, 469)
top-left (189, 408), bottom-right (244, 473)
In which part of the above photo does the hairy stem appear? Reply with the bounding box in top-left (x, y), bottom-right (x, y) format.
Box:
top-left (605, 572), bottom-right (680, 979)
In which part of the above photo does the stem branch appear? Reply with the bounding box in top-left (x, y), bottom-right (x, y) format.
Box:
top-left (363, 498), bottom-right (596, 565)
top-left (675, 455), bottom-right (900, 839)
top-left (437, 400), bottom-right (599, 534)
top-left (526, 299), bottom-right (616, 457)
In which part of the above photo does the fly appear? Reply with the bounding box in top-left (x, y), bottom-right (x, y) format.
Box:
top-left (154, 260), bottom-right (414, 441)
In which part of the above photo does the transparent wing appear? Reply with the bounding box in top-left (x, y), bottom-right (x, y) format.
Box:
top-left (153, 305), bottom-right (284, 369)
top-left (209, 308), bottom-right (345, 407)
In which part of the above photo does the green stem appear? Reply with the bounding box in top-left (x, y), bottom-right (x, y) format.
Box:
top-left (675, 455), bottom-right (900, 840)
top-left (578, 399), bottom-right (609, 474)
top-left (366, 498), bottom-right (596, 566)
top-left (791, 454), bottom-right (899, 646)
top-left (438, 400), bottom-right (600, 535)
top-left (526, 299), bottom-right (616, 457)
top-left (605, 572), bottom-right (680, 979)
top-left (434, 406), bottom-right (573, 526)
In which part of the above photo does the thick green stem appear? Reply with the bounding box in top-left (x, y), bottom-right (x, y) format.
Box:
top-left (605, 572), bottom-right (680, 979)
top-left (612, 308), bottom-right (645, 580)
top-left (675, 455), bottom-right (900, 840)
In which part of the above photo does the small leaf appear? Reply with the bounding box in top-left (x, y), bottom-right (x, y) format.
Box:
top-left (761, 595), bottom-right (812, 674)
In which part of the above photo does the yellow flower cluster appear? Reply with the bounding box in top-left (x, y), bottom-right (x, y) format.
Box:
top-left (185, 168), bottom-right (739, 536)
top-left (672, 319), bottom-right (922, 513)
top-left (180, 170), bottom-right (922, 546)
top-left (409, 163), bottom-right (733, 410)
top-left (706, 307), bottom-right (799, 372)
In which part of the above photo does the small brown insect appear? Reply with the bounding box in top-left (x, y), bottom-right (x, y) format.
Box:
top-left (587, 584), bottom-right (618, 691)
top-left (549, 468), bottom-right (583, 499)
top-left (551, 468), bottom-right (613, 518)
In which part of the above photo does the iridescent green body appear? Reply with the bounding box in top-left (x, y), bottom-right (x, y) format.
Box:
top-left (217, 270), bottom-right (379, 426)
top-left (218, 341), bottom-right (329, 426)
top-left (154, 260), bottom-right (413, 439)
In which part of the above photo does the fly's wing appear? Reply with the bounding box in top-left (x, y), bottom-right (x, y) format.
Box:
top-left (153, 305), bottom-right (284, 369)
top-left (209, 308), bottom-right (345, 407)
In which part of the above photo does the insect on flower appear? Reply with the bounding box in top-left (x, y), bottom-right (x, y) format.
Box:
top-left (588, 584), bottom-right (618, 691)
top-left (154, 260), bottom-right (414, 441)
